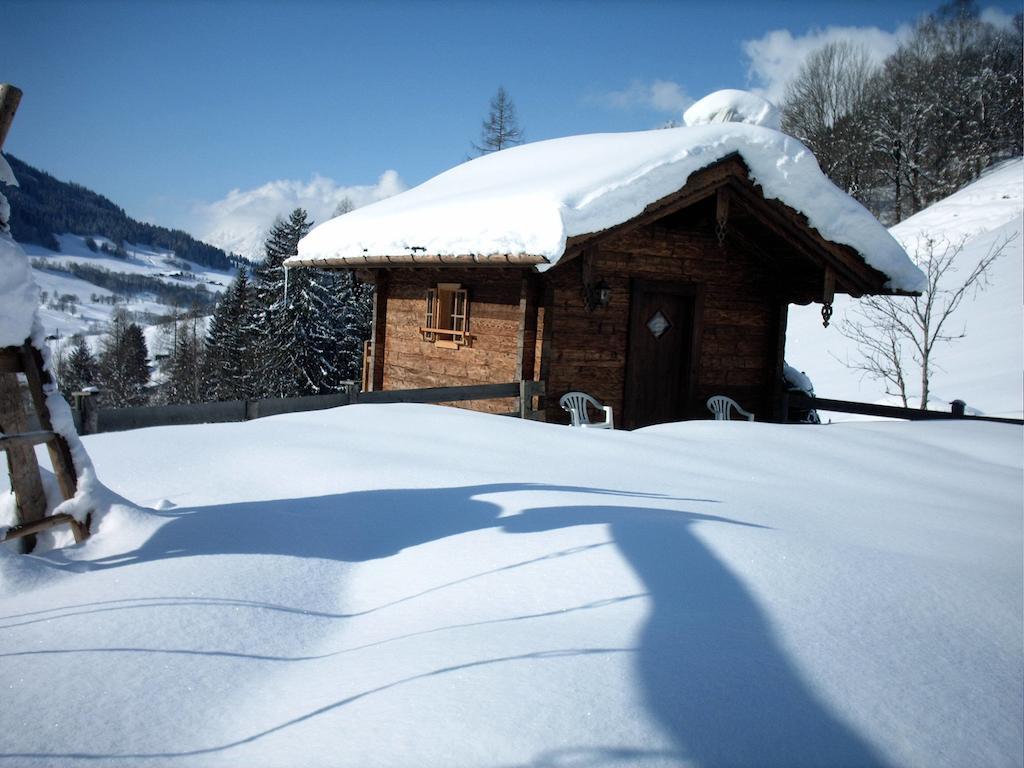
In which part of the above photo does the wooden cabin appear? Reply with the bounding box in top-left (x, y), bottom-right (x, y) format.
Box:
top-left (289, 106), bottom-right (921, 428)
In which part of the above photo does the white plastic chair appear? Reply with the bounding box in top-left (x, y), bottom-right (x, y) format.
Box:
top-left (706, 395), bottom-right (755, 422)
top-left (559, 391), bottom-right (614, 429)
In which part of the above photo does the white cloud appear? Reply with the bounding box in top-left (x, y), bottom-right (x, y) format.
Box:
top-left (600, 79), bottom-right (693, 115)
top-left (742, 25), bottom-right (911, 106)
top-left (980, 6), bottom-right (1017, 29)
top-left (195, 171), bottom-right (406, 260)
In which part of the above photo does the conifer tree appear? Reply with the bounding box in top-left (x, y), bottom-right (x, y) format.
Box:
top-left (98, 308), bottom-right (150, 406)
top-left (251, 209), bottom-right (346, 397)
top-left (205, 267), bottom-right (257, 400)
top-left (335, 270), bottom-right (374, 380)
top-left (164, 312), bottom-right (204, 404)
top-left (60, 334), bottom-right (99, 398)
top-left (471, 87), bottom-right (524, 155)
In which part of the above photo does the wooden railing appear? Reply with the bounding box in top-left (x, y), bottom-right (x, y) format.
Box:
top-left (73, 380), bottom-right (546, 435)
top-left (784, 392), bottom-right (1023, 425)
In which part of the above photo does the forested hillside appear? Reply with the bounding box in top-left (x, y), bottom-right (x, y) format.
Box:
top-left (3, 154), bottom-right (233, 270)
top-left (780, 2), bottom-right (1022, 224)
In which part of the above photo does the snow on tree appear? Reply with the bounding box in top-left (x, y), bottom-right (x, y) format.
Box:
top-left (781, 42), bottom-right (876, 199)
top-left (251, 208), bottom-right (353, 397)
top-left (779, 2), bottom-right (1022, 224)
top-left (98, 308), bottom-right (149, 407)
top-left (471, 86), bottom-right (524, 155)
top-left (204, 267), bottom-right (257, 401)
top-left (334, 269), bottom-right (373, 381)
top-left (60, 334), bottom-right (99, 398)
top-left (163, 312), bottom-right (205, 404)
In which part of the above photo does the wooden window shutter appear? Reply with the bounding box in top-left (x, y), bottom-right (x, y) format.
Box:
top-left (451, 289), bottom-right (468, 333)
top-left (424, 288), bottom-right (436, 341)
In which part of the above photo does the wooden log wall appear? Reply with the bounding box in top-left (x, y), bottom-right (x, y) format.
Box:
top-left (380, 268), bottom-right (528, 414)
top-left (542, 221), bottom-right (786, 424)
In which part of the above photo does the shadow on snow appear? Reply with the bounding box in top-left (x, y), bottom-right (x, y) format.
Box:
top-left (3, 482), bottom-right (887, 766)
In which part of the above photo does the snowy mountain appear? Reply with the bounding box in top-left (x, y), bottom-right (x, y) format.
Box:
top-left (4, 154), bottom-right (232, 270)
top-left (1, 154), bottom-right (236, 350)
top-left (24, 233), bottom-right (233, 343)
top-left (786, 158), bottom-right (1024, 419)
top-left (1, 405), bottom-right (1019, 766)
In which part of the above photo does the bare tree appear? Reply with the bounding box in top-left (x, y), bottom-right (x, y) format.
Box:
top-left (781, 41), bottom-right (877, 197)
top-left (471, 86), bottom-right (524, 156)
top-left (333, 197), bottom-right (355, 217)
top-left (839, 232), bottom-right (1013, 408)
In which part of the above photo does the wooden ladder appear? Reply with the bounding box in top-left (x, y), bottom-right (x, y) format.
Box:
top-left (1, 341), bottom-right (89, 551)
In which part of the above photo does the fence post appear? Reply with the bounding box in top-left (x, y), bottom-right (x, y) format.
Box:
top-left (518, 380), bottom-right (529, 419)
top-left (950, 399), bottom-right (966, 417)
top-left (74, 390), bottom-right (102, 435)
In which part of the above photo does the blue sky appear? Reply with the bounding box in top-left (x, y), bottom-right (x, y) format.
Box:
top-left (3, 0), bottom-right (1020, 253)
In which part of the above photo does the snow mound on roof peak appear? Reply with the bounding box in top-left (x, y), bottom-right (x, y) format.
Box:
top-left (684, 90), bottom-right (781, 131)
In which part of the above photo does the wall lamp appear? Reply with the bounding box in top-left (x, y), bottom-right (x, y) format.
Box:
top-left (584, 279), bottom-right (612, 311)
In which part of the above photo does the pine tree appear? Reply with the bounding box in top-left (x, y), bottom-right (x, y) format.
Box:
top-left (251, 210), bottom-right (306, 397)
top-left (335, 270), bottom-right (374, 380)
top-left (471, 86), bottom-right (524, 156)
top-left (205, 267), bottom-right (257, 400)
top-left (98, 309), bottom-right (150, 406)
top-left (249, 208), bottom-right (372, 397)
top-left (60, 334), bottom-right (99, 397)
top-left (164, 312), bottom-right (204, 404)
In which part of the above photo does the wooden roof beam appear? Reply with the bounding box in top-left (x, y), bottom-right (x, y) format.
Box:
top-left (287, 252), bottom-right (548, 269)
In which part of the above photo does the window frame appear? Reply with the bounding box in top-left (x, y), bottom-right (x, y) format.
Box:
top-left (420, 282), bottom-right (470, 348)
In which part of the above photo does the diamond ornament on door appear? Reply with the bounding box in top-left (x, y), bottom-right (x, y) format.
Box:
top-left (646, 310), bottom-right (671, 339)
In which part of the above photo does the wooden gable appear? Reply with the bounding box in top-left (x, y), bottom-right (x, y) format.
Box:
top-left (558, 153), bottom-right (903, 302)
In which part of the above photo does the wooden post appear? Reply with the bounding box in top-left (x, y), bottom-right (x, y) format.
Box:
top-left (537, 284), bottom-right (555, 415)
top-left (0, 373), bottom-right (46, 552)
top-left (368, 271), bottom-right (388, 391)
top-left (20, 344), bottom-right (76, 500)
top-left (76, 390), bottom-right (102, 435)
top-left (770, 300), bottom-right (789, 422)
top-left (515, 273), bottom-right (539, 382)
top-left (0, 84), bottom-right (23, 153)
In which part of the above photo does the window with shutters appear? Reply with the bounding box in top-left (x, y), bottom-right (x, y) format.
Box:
top-left (420, 283), bottom-right (470, 348)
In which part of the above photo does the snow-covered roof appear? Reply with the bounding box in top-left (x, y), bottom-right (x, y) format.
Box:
top-left (291, 95), bottom-right (924, 293)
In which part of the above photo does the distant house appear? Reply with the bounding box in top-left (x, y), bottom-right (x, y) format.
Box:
top-left (287, 92), bottom-right (923, 429)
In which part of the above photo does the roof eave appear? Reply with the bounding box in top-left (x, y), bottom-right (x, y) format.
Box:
top-left (286, 252), bottom-right (549, 269)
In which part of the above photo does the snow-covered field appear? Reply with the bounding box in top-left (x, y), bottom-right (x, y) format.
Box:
top-left (788, 158), bottom-right (1024, 419)
top-left (2, 405), bottom-right (1020, 767)
top-left (24, 233), bottom-right (233, 340)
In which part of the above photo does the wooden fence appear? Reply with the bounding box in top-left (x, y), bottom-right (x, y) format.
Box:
top-left (73, 380), bottom-right (546, 435)
top-left (784, 392), bottom-right (1024, 425)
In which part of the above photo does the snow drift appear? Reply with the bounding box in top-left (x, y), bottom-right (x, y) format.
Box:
top-left (0, 404), bottom-right (1019, 767)
top-left (786, 157), bottom-right (1024, 417)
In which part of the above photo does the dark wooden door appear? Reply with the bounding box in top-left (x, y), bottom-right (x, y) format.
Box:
top-left (623, 281), bottom-right (697, 429)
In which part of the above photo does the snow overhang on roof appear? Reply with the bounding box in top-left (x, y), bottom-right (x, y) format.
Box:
top-left (289, 119), bottom-right (926, 294)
